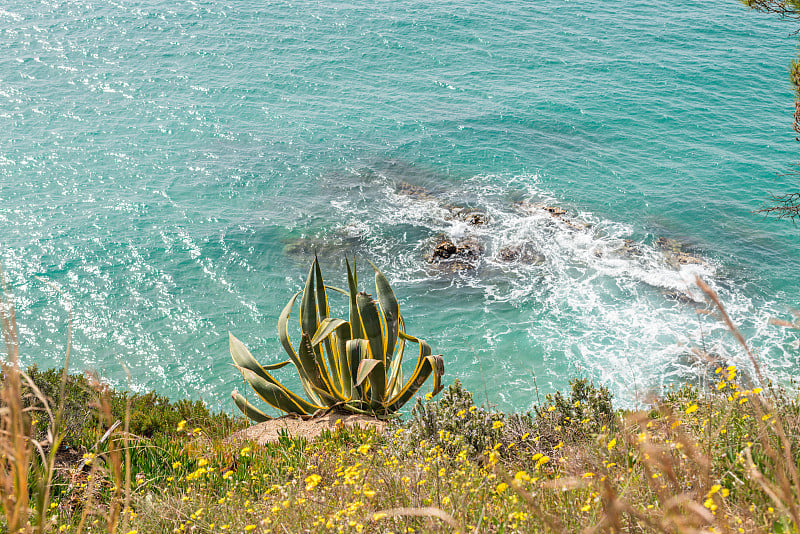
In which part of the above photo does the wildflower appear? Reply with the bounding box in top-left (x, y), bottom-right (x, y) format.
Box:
top-left (172, 461), bottom-right (182, 469)
top-left (492, 420), bottom-right (503, 429)
top-left (240, 446), bottom-right (251, 457)
top-left (198, 458), bottom-right (209, 467)
top-left (581, 504), bottom-right (591, 512)
top-left (496, 482), bottom-right (508, 494)
top-left (305, 474), bottom-right (322, 491)
top-left (176, 420), bottom-right (187, 432)
top-left (685, 404), bottom-right (698, 415)
top-left (357, 443), bottom-right (370, 455)
top-left (373, 512), bottom-right (387, 521)
top-left (222, 470), bottom-right (233, 479)
top-left (607, 438), bottom-right (616, 451)
top-left (244, 525), bottom-right (256, 532)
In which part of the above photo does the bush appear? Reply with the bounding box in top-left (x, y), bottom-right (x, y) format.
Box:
top-left (533, 377), bottom-right (615, 448)
top-left (22, 366), bottom-right (237, 444)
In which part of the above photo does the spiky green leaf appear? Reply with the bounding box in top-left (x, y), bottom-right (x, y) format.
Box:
top-left (235, 366), bottom-right (321, 415)
top-left (356, 292), bottom-right (385, 367)
top-left (369, 260), bottom-right (400, 365)
top-left (231, 391), bottom-right (272, 423)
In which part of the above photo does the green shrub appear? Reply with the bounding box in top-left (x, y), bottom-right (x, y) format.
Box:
top-left (21, 366), bottom-right (237, 444)
top-left (533, 378), bottom-right (615, 447)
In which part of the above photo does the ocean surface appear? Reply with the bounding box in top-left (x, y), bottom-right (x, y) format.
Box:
top-left (2, 0), bottom-right (800, 413)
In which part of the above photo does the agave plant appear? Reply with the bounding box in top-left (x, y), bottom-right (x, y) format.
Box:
top-left (230, 257), bottom-right (444, 420)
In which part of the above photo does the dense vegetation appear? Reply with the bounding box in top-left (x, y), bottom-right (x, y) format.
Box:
top-left (3, 360), bottom-right (800, 533)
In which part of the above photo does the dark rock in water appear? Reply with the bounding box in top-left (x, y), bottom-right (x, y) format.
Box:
top-left (426, 235), bottom-right (484, 272)
top-left (431, 239), bottom-right (458, 260)
top-left (661, 289), bottom-right (702, 305)
top-left (542, 206), bottom-right (567, 217)
top-left (512, 201), bottom-right (589, 230)
top-left (455, 237), bottom-right (483, 259)
top-left (396, 181), bottom-right (436, 201)
top-left (496, 244), bottom-right (545, 265)
top-left (283, 236), bottom-right (361, 264)
top-left (656, 237), bottom-right (705, 269)
top-left (447, 207), bottom-right (490, 226)
top-left (610, 238), bottom-right (643, 258)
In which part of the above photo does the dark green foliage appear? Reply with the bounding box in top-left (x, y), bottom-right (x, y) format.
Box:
top-left (533, 378), bottom-right (614, 447)
top-left (405, 379), bottom-right (534, 457)
top-left (22, 366), bottom-right (237, 445)
top-left (405, 378), bottom-right (616, 458)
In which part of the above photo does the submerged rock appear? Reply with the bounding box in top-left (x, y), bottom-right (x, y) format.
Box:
top-left (661, 289), bottom-right (702, 305)
top-left (496, 244), bottom-right (546, 265)
top-left (512, 201), bottom-right (589, 230)
top-left (446, 207), bottom-right (490, 226)
top-left (656, 237), bottom-right (705, 269)
top-left (426, 235), bottom-right (485, 272)
top-left (396, 181), bottom-right (437, 201)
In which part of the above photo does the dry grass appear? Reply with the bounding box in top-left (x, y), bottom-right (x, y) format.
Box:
top-left (2, 272), bottom-right (800, 533)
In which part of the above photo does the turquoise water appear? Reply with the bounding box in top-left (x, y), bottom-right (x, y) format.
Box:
top-left (2, 0), bottom-right (800, 412)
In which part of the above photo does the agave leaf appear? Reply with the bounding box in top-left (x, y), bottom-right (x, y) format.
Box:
top-left (300, 259), bottom-right (318, 337)
top-left (231, 391), bottom-right (272, 422)
top-left (355, 358), bottom-right (381, 387)
top-left (346, 258), bottom-right (363, 340)
top-left (314, 256), bottom-right (330, 321)
top-left (325, 285), bottom-right (349, 296)
top-left (311, 317), bottom-right (348, 393)
top-left (356, 358), bottom-right (386, 408)
top-left (297, 332), bottom-right (341, 400)
top-left (387, 354), bottom-right (444, 412)
top-left (333, 326), bottom-right (353, 398)
top-left (278, 292), bottom-right (302, 365)
top-left (313, 258), bottom-right (340, 389)
top-left (369, 260), bottom-right (399, 366)
top-left (386, 315), bottom-right (406, 396)
top-left (229, 333), bottom-right (289, 382)
top-left (310, 318), bottom-right (348, 346)
top-left (346, 338), bottom-right (370, 401)
top-left (236, 366), bottom-right (321, 415)
top-left (356, 292), bottom-right (386, 367)
top-left (309, 381), bottom-right (346, 406)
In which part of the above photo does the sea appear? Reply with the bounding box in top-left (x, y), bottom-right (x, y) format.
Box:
top-left (2, 0), bottom-right (800, 414)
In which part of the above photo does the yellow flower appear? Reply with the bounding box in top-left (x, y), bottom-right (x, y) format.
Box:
top-left (685, 404), bottom-right (698, 415)
top-left (305, 474), bottom-right (322, 491)
top-left (357, 443), bottom-right (370, 455)
top-left (172, 461), bottom-right (182, 469)
top-left (607, 438), bottom-right (616, 451)
top-left (496, 482), bottom-right (508, 494)
top-left (244, 525), bottom-right (256, 532)
top-left (492, 421), bottom-right (503, 430)
top-left (176, 420), bottom-right (187, 432)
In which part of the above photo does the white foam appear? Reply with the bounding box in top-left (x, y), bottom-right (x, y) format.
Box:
top-left (327, 169), bottom-right (797, 406)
